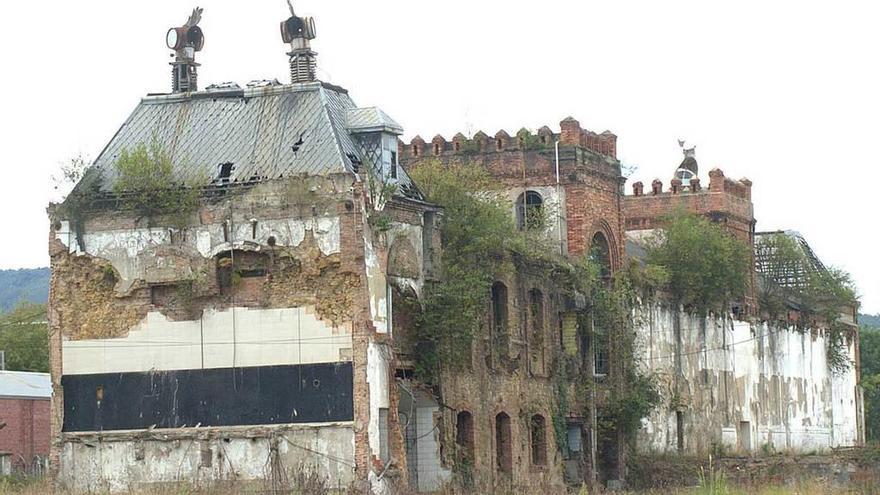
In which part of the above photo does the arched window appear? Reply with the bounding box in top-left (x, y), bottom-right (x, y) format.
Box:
top-left (456, 411), bottom-right (474, 459)
top-left (590, 232), bottom-right (611, 278)
top-left (495, 412), bottom-right (512, 473)
top-left (529, 289), bottom-right (545, 374)
top-left (516, 191), bottom-right (544, 231)
top-left (530, 414), bottom-right (547, 465)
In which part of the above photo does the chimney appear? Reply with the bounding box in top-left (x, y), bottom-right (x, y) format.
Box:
top-left (167, 8), bottom-right (205, 93)
top-left (281, 2), bottom-right (318, 84)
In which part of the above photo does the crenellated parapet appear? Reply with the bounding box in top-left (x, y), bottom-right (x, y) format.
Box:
top-left (623, 168), bottom-right (755, 244)
top-left (398, 117), bottom-right (617, 161)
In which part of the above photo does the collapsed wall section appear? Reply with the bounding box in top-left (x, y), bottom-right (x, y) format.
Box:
top-left (47, 177), bottom-right (368, 490)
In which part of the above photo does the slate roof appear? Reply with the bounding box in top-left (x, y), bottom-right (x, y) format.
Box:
top-left (90, 82), bottom-right (364, 191)
top-left (0, 371), bottom-right (51, 400)
top-left (346, 107), bottom-right (404, 135)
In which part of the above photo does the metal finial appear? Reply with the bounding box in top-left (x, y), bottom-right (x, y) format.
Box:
top-left (286, 0), bottom-right (296, 17)
top-left (185, 7), bottom-right (203, 28)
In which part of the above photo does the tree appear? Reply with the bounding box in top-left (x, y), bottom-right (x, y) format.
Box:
top-left (0, 303), bottom-right (49, 373)
top-left (645, 210), bottom-right (751, 313)
top-left (860, 326), bottom-right (880, 442)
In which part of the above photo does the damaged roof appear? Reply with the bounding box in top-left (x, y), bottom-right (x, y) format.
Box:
top-left (89, 81), bottom-right (419, 196)
top-left (754, 230), bottom-right (828, 288)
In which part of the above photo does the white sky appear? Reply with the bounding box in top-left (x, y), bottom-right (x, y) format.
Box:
top-left (1, 1), bottom-right (877, 312)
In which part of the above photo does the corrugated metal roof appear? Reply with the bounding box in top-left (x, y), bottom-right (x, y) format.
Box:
top-left (0, 371), bottom-right (50, 400)
top-left (91, 82), bottom-right (364, 191)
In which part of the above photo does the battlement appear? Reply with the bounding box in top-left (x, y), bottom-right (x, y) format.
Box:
top-left (629, 168), bottom-right (752, 201)
top-left (398, 117), bottom-right (617, 161)
top-left (623, 168), bottom-right (755, 243)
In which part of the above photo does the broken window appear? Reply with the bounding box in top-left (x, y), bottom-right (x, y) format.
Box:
top-left (593, 333), bottom-right (608, 376)
top-left (516, 191), bottom-right (544, 231)
top-left (530, 414), bottom-right (547, 466)
top-left (495, 412), bottom-right (512, 474)
top-left (390, 151), bottom-right (398, 179)
top-left (456, 411), bottom-right (474, 460)
top-left (590, 232), bottom-right (611, 278)
top-left (217, 162), bottom-right (234, 184)
top-left (529, 289), bottom-right (545, 374)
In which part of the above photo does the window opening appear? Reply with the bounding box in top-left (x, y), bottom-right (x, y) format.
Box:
top-left (531, 414), bottom-right (547, 465)
top-left (495, 412), bottom-right (512, 473)
top-left (590, 232), bottom-right (612, 278)
top-left (516, 191), bottom-right (544, 231)
top-left (456, 411), bottom-right (474, 459)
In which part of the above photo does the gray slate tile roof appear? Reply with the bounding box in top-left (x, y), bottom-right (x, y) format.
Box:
top-left (91, 82), bottom-right (363, 191)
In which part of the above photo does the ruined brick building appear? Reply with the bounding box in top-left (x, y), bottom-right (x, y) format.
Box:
top-left (47, 5), bottom-right (864, 493)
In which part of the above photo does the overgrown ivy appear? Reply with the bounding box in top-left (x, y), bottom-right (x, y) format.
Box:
top-left (410, 159), bottom-right (663, 456)
top-left (644, 210), bottom-right (751, 315)
top-left (755, 232), bottom-right (859, 373)
top-left (408, 160), bottom-right (533, 380)
top-left (112, 139), bottom-right (203, 227)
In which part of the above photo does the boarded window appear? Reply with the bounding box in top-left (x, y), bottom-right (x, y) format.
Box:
top-left (456, 411), bottom-right (474, 460)
top-left (495, 412), bottom-right (512, 474)
top-left (530, 414), bottom-right (547, 465)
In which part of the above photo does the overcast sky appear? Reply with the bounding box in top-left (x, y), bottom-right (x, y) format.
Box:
top-left (1, 1), bottom-right (877, 313)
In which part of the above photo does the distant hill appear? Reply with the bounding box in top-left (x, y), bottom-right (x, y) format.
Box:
top-left (0, 268), bottom-right (50, 313)
top-left (860, 313), bottom-right (880, 328)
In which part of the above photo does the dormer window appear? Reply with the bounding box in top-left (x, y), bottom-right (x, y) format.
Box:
top-left (496, 139), bottom-right (503, 151)
top-left (433, 143), bottom-right (441, 156)
top-left (413, 144), bottom-right (420, 157)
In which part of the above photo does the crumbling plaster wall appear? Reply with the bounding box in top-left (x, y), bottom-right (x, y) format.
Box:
top-left (635, 303), bottom-right (862, 454)
top-left (360, 198), bottom-right (434, 493)
top-left (59, 424), bottom-right (355, 493)
top-left (48, 176), bottom-right (372, 489)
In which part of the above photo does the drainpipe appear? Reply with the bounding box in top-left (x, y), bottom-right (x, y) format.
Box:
top-left (555, 140), bottom-right (564, 256)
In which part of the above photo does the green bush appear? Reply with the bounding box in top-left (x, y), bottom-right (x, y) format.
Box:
top-left (646, 210), bottom-right (751, 313)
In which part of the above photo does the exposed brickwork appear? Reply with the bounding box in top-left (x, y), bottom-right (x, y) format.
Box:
top-left (0, 398), bottom-right (50, 468)
top-left (622, 168), bottom-right (754, 244)
top-left (400, 118), bottom-right (626, 268)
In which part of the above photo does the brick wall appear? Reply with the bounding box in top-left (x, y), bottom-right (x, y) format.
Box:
top-left (0, 398), bottom-right (50, 466)
top-left (400, 118), bottom-right (625, 268)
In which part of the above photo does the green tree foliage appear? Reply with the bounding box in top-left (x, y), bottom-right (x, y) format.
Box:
top-left (861, 327), bottom-right (880, 442)
top-left (408, 160), bottom-right (528, 379)
top-left (113, 139), bottom-right (202, 225)
top-left (645, 211), bottom-right (751, 313)
top-left (755, 233), bottom-right (859, 372)
top-left (0, 303), bottom-right (48, 372)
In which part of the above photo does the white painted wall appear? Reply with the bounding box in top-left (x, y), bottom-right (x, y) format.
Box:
top-left (55, 216), bottom-right (341, 293)
top-left (59, 424), bottom-right (355, 493)
top-left (635, 303), bottom-right (862, 454)
top-left (63, 307), bottom-right (352, 375)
